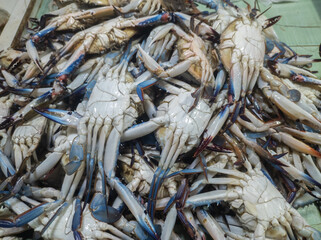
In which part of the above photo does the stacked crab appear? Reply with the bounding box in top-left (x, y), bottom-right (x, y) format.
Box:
top-left (0, 0), bottom-right (321, 239)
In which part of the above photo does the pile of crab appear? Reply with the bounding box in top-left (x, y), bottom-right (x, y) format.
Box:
top-left (1, 0), bottom-right (321, 239)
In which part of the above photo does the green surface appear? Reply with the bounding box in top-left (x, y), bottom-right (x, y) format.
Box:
top-left (298, 204), bottom-right (321, 232)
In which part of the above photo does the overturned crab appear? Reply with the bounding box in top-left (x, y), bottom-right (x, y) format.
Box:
top-left (186, 161), bottom-right (321, 239)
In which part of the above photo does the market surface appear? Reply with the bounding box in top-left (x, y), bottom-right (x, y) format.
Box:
top-left (0, 0), bottom-right (321, 239)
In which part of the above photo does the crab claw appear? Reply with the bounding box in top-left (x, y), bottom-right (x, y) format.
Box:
top-left (136, 78), bottom-right (158, 101)
top-left (270, 154), bottom-right (321, 190)
top-left (71, 198), bottom-right (82, 240)
top-left (258, 77), bottom-right (321, 130)
top-left (267, 60), bottom-right (317, 78)
top-left (136, 12), bottom-right (175, 27)
top-left (108, 177), bottom-right (158, 239)
top-left (0, 117), bottom-right (15, 130)
top-left (33, 108), bottom-right (82, 127)
top-left (26, 40), bottom-right (43, 72)
top-left (148, 167), bottom-right (168, 220)
top-left (0, 150), bottom-right (15, 177)
top-left (89, 193), bottom-right (121, 224)
top-left (1, 70), bottom-right (20, 88)
top-left (65, 136), bottom-right (84, 175)
top-left (165, 169), bottom-right (203, 178)
top-left (0, 90), bottom-right (53, 130)
top-left (0, 200), bottom-right (58, 228)
top-left (271, 130), bottom-right (321, 158)
top-left (291, 74), bottom-right (321, 85)
top-left (213, 67), bottom-right (227, 98)
top-left (7, 88), bottom-right (32, 96)
top-left (164, 179), bottom-right (198, 240)
top-left (194, 104), bottom-right (230, 157)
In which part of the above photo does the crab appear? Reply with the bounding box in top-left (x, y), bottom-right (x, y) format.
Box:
top-left (187, 160), bottom-right (321, 239)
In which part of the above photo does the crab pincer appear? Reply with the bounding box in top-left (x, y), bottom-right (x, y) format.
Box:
top-left (163, 179), bottom-right (199, 240)
top-left (108, 177), bottom-right (159, 239)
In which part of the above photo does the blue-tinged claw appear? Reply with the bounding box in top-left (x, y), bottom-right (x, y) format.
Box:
top-left (244, 130), bottom-right (270, 139)
top-left (56, 53), bottom-right (86, 81)
top-left (147, 167), bottom-right (160, 218)
top-left (177, 211), bottom-right (196, 238)
top-left (281, 175), bottom-right (297, 203)
top-left (292, 74), bottom-right (321, 85)
top-left (1, 70), bottom-right (20, 88)
top-left (31, 26), bottom-right (57, 43)
top-left (27, 26), bottom-right (57, 73)
top-left (166, 169), bottom-right (203, 178)
top-left (7, 88), bottom-right (33, 96)
top-left (40, 74), bottom-right (57, 86)
top-left (262, 136), bottom-right (272, 150)
top-left (136, 78), bottom-right (158, 101)
top-left (0, 200), bottom-right (58, 228)
top-left (33, 108), bottom-right (82, 127)
top-left (165, 179), bottom-right (198, 239)
top-left (261, 168), bottom-right (276, 187)
top-left (268, 157), bottom-right (321, 190)
top-left (230, 101), bottom-right (242, 124)
top-left (193, 105), bottom-right (230, 158)
top-left (73, 230), bottom-right (83, 240)
top-left (72, 198), bottom-right (82, 233)
top-left (26, 40), bottom-right (43, 72)
top-left (109, 177), bottom-right (158, 239)
top-left (65, 136), bottom-right (84, 175)
top-left (137, 12), bottom-right (174, 27)
top-left (84, 80), bottom-right (96, 100)
top-left (0, 90), bottom-right (54, 129)
top-left (163, 195), bottom-right (176, 214)
top-left (64, 161), bottom-right (82, 175)
top-left (213, 68), bottom-right (226, 98)
top-left (84, 156), bottom-right (95, 205)
top-left (0, 150), bottom-right (15, 177)
top-left (148, 168), bottom-right (168, 220)
top-left (40, 202), bottom-right (69, 236)
top-left (200, 153), bottom-right (208, 181)
top-left (89, 193), bottom-right (121, 223)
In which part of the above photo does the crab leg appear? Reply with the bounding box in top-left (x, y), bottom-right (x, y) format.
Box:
top-left (270, 130), bottom-right (321, 158)
top-left (282, 55), bottom-right (321, 67)
top-left (0, 199), bottom-right (61, 228)
top-left (258, 77), bottom-right (321, 129)
top-left (280, 126), bottom-right (321, 145)
top-left (26, 6), bottom-right (116, 70)
top-left (0, 150), bottom-right (15, 177)
top-left (27, 152), bottom-right (63, 183)
top-left (44, 12), bottom-right (174, 80)
top-left (237, 108), bottom-right (282, 132)
top-left (214, 67), bottom-right (227, 97)
top-left (194, 104), bottom-right (230, 157)
top-left (291, 74), bottom-right (321, 85)
top-left (163, 179), bottom-right (201, 240)
top-left (186, 190), bottom-right (238, 208)
top-left (268, 60), bottom-right (318, 78)
top-left (161, 207), bottom-right (177, 240)
top-left (121, 116), bottom-right (168, 142)
top-left (196, 208), bottom-right (226, 240)
top-left (108, 177), bottom-right (158, 239)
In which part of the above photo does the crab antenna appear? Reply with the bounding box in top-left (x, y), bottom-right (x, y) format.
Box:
top-left (255, 0), bottom-right (261, 11)
top-left (256, 5), bottom-right (272, 19)
top-left (242, 0), bottom-right (251, 12)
